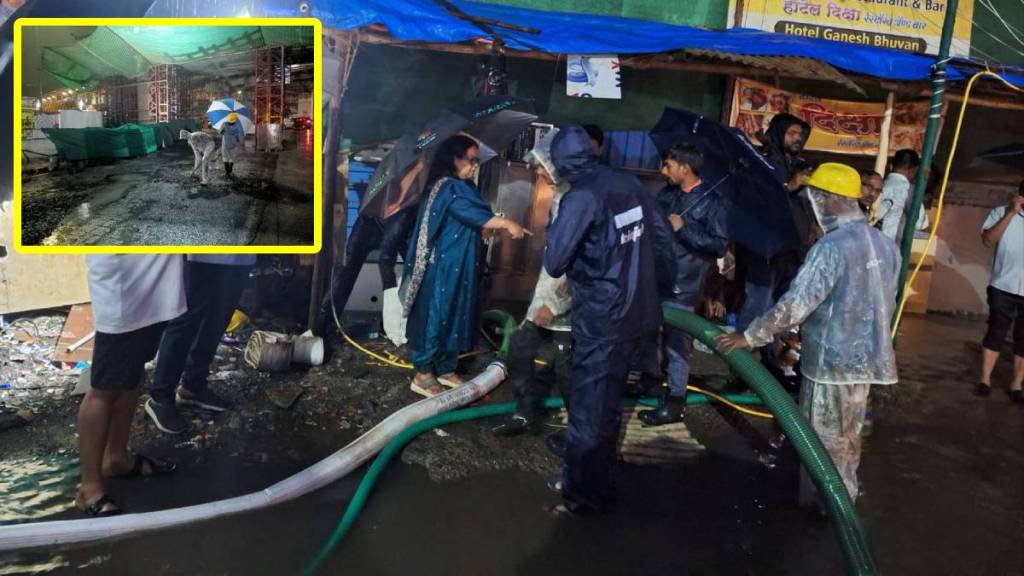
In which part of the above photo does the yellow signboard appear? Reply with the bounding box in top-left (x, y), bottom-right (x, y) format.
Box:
top-left (730, 78), bottom-right (934, 156)
top-left (728, 0), bottom-right (974, 56)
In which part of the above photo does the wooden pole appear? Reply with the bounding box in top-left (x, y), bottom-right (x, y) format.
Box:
top-left (308, 32), bottom-right (357, 333)
top-left (874, 91), bottom-right (895, 176)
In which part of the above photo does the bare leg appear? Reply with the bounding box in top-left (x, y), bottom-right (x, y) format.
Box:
top-left (192, 148), bottom-right (201, 176)
top-left (76, 388), bottom-right (119, 511)
top-left (1012, 355), bottom-right (1023, 392)
top-left (102, 387), bottom-right (142, 476)
top-left (981, 348), bottom-right (999, 386)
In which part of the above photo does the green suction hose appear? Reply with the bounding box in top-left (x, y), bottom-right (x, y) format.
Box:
top-left (307, 307), bottom-right (876, 576)
top-left (662, 307), bottom-right (876, 575)
top-left (480, 309), bottom-right (518, 359)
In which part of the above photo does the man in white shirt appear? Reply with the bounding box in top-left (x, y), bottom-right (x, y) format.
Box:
top-left (876, 149), bottom-right (929, 243)
top-left (76, 255), bottom-right (186, 517)
top-left (977, 182), bottom-right (1024, 402)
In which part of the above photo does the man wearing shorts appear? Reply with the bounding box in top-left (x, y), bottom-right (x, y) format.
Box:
top-left (977, 182), bottom-right (1024, 402)
top-left (75, 255), bottom-right (186, 516)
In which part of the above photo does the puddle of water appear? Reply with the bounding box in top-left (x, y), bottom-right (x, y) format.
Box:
top-left (0, 455), bottom-right (78, 524)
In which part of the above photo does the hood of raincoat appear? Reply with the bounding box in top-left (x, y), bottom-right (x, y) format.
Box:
top-left (763, 113), bottom-right (811, 181)
top-left (804, 185), bottom-right (866, 234)
top-left (524, 127), bottom-right (562, 185)
top-left (550, 125), bottom-right (600, 184)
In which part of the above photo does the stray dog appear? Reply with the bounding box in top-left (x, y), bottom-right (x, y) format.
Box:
top-left (180, 129), bottom-right (221, 185)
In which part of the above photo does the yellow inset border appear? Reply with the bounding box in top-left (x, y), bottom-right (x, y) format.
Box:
top-left (13, 17), bottom-right (323, 254)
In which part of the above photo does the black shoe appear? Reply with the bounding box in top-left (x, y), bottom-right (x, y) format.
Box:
top-left (546, 430), bottom-right (566, 458)
top-left (145, 398), bottom-right (187, 435)
top-left (176, 388), bottom-right (228, 412)
top-left (491, 414), bottom-right (542, 437)
top-left (638, 392), bottom-right (686, 427)
top-left (1011, 389), bottom-right (1023, 403)
top-left (974, 382), bottom-right (992, 397)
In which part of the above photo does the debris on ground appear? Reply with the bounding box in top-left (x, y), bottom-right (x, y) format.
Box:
top-left (1, 314), bottom-right (80, 412)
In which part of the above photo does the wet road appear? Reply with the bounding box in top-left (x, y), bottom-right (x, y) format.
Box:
top-left (20, 135), bottom-right (315, 247)
top-left (1, 315), bottom-right (1022, 574)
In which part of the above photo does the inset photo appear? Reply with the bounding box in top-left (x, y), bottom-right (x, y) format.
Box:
top-left (14, 19), bottom-right (321, 252)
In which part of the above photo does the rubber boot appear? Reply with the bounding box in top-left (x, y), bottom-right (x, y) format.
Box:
top-left (638, 390), bottom-right (686, 426)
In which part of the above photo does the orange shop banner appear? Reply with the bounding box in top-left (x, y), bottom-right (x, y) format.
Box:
top-left (729, 78), bottom-right (932, 156)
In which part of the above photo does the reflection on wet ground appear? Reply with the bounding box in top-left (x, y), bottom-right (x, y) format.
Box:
top-left (20, 131), bottom-right (315, 247)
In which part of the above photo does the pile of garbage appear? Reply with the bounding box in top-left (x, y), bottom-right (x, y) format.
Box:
top-left (0, 314), bottom-right (83, 424)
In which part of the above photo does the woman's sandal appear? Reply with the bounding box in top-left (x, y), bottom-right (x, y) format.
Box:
top-left (80, 494), bottom-right (122, 517)
top-left (108, 454), bottom-right (177, 479)
top-left (410, 377), bottom-right (446, 398)
top-left (544, 503), bottom-right (576, 519)
top-left (437, 373), bottom-right (466, 389)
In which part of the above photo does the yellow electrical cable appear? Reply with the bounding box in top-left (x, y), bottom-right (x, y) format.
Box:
top-left (686, 385), bottom-right (775, 419)
top-left (338, 319), bottom-right (774, 418)
top-left (891, 70), bottom-right (1024, 337)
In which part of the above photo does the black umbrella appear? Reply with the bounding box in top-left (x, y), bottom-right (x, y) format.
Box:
top-left (361, 95), bottom-right (537, 219)
top-left (649, 107), bottom-right (799, 259)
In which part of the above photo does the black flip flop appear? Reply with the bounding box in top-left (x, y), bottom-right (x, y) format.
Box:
top-left (110, 454), bottom-right (177, 479)
top-left (82, 494), bottom-right (122, 517)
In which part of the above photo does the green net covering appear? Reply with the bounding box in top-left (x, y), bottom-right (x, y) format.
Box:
top-left (38, 26), bottom-right (314, 90)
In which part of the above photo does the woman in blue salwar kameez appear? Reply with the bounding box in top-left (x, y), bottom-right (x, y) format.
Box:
top-left (400, 135), bottom-right (531, 397)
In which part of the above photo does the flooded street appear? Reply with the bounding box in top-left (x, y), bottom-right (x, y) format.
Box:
top-left (19, 134), bottom-right (315, 247)
top-left (1, 316), bottom-right (1022, 574)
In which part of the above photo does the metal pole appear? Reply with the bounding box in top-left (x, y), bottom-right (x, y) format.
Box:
top-left (893, 0), bottom-right (958, 328)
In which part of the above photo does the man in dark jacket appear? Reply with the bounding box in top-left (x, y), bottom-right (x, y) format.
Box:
top-left (736, 113), bottom-right (811, 332)
top-left (639, 143), bottom-right (729, 426)
top-left (543, 125), bottom-right (675, 516)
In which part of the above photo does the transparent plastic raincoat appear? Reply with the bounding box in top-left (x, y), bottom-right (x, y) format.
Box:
top-left (744, 187), bottom-right (901, 385)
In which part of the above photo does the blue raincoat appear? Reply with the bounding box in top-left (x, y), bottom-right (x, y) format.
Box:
top-left (219, 121), bottom-right (245, 161)
top-left (543, 125), bottom-right (676, 513)
top-left (544, 126), bottom-right (676, 343)
top-left (401, 178), bottom-right (494, 362)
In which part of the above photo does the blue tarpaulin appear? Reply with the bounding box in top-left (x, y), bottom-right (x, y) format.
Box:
top-left (143, 0), bottom-right (1024, 86)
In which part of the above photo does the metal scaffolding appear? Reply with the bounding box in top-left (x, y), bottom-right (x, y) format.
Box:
top-left (146, 64), bottom-right (190, 121)
top-left (254, 46), bottom-right (285, 148)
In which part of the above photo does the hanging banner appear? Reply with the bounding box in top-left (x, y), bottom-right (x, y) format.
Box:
top-left (566, 55), bottom-right (622, 99)
top-left (730, 77), bottom-right (933, 156)
top-left (727, 0), bottom-right (974, 57)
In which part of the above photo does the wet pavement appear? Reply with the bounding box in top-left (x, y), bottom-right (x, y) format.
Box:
top-left (0, 315), bottom-right (1022, 575)
top-left (19, 132), bottom-right (315, 247)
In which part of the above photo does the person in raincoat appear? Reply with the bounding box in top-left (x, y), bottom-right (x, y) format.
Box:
top-left (400, 134), bottom-right (530, 397)
top-left (638, 142), bottom-right (729, 426)
top-left (717, 163), bottom-right (901, 505)
top-left (180, 129), bottom-right (216, 186)
top-left (491, 128), bottom-right (574, 441)
top-left (219, 112), bottom-right (245, 178)
top-left (543, 125), bottom-right (676, 516)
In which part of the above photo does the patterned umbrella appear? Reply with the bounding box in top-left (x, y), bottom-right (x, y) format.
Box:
top-left (361, 95), bottom-right (537, 219)
top-left (206, 98), bottom-right (255, 133)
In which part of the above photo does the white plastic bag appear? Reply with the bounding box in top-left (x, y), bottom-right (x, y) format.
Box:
top-left (381, 287), bottom-right (407, 347)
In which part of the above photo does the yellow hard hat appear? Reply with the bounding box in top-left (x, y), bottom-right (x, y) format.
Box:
top-left (227, 112), bottom-right (238, 123)
top-left (806, 162), bottom-right (861, 199)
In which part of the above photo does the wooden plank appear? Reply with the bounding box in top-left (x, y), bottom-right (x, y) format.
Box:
top-left (53, 303), bottom-right (95, 363)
